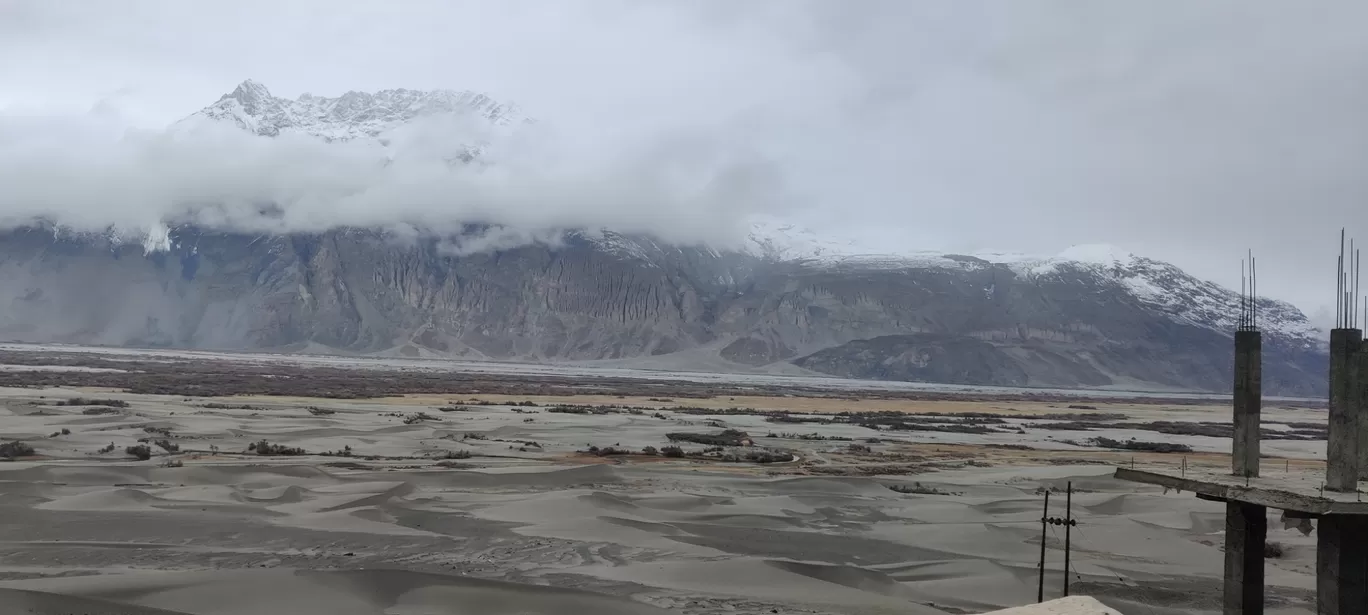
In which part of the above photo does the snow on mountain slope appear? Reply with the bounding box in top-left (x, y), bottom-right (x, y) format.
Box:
top-left (176, 81), bottom-right (1319, 348)
top-left (1017, 246), bottom-right (1320, 348)
top-left (184, 80), bottom-right (530, 142)
top-left (743, 217), bottom-right (981, 269)
top-left (744, 219), bottom-right (1319, 346)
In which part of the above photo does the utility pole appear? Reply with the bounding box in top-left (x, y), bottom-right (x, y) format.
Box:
top-left (1064, 482), bottom-right (1074, 597)
top-left (1038, 490), bottom-right (1050, 603)
top-left (1037, 486), bottom-right (1079, 602)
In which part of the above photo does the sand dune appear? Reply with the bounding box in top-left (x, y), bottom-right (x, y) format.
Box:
top-left (0, 587), bottom-right (196, 615)
top-left (0, 569), bottom-right (674, 615)
top-left (0, 384), bottom-right (1324, 614)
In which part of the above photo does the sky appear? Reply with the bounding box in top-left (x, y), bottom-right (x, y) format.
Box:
top-left (1, 0), bottom-right (1366, 326)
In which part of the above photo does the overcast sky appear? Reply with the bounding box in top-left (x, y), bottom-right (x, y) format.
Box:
top-left (1, 0), bottom-right (1366, 325)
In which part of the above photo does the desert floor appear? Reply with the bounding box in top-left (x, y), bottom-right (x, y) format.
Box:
top-left (0, 348), bottom-right (1326, 615)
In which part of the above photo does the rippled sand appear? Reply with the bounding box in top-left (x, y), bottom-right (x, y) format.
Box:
top-left (0, 387), bottom-right (1320, 614)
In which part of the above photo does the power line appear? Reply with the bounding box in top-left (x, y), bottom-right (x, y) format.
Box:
top-left (1069, 523), bottom-right (1161, 615)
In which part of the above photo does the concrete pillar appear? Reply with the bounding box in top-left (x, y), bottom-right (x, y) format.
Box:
top-left (1232, 330), bottom-right (1262, 478)
top-left (1223, 502), bottom-right (1266, 615)
top-left (1326, 329), bottom-right (1361, 491)
top-left (1317, 515), bottom-right (1368, 615)
top-left (1359, 342), bottom-right (1368, 480)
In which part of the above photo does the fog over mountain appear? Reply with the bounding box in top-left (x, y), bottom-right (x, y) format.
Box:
top-left (0, 79), bottom-right (1328, 395)
top-left (0, 84), bottom-right (786, 254)
top-left (0, 1), bottom-right (1364, 387)
top-left (3, 1), bottom-right (1366, 322)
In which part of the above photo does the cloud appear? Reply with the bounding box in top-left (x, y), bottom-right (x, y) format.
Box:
top-left (0, 0), bottom-right (851, 251)
top-left (0, 85), bottom-right (795, 251)
top-left (1, 0), bottom-right (1367, 317)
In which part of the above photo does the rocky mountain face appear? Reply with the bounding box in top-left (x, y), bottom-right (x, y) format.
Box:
top-left (0, 82), bottom-right (1328, 395)
top-left (0, 224), bottom-right (1327, 395)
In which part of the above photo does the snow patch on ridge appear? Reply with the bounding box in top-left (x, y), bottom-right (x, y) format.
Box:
top-left (743, 218), bottom-right (1319, 346)
top-left (141, 223), bottom-right (173, 254)
top-left (1056, 243), bottom-right (1136, 266)
top-left (183, 79), bottom-right (530, 143)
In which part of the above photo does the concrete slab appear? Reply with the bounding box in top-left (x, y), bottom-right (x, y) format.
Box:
top-left (1115, 467), bottom-right (1368, 515)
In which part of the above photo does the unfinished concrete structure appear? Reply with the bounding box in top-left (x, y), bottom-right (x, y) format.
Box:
top-left (1116, 246), bottom-right (1368, 615)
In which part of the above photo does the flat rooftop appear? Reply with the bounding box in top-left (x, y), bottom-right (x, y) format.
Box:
top-left (1116, 467), bottom-right (1368, 515)
top-left (984, 596), bottom-right (1122, 614)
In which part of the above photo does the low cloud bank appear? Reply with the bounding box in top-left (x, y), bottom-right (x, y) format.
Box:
top-left (0, 107), bottom-right (787, 251)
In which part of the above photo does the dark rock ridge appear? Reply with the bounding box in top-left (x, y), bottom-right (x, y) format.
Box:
top-left (0, 225), bottom-right (1326, 396)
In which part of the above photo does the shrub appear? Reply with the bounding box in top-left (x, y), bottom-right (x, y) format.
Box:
top-left (125, 445), bottom-right (152, 461)
top-left (666, 429), bottom-right (749, 447)
top-left (1265, 541), bottom-right (1286, 559)
top-left (888, 482), bottom-right (960, 496)
top-left (438, 406), bottom-right (471, 412)
top-left (589, 446), bottom-right (631, 457)
top-left (81, 407), bottom-right (123, 415)
top-left (1090, 437), bottom-right (1193, 454)
top-left (307, 407), bottom-right (336, 416)
top-left (154, 439), bottom-right (179, 453)
top-left (846, 444), bottom-right (873, 454)
top-left (0, 441), bottom-right (35, 459)
top-left (436, 450), bottom-right (472, 460)
top-left (661, 445), bottom-right (685, 458)
top-left (403, 412), bottom-right (441, 424)
top-left (97, 442), bottom-right (116, 454)
top-left (202, 403), bottom-right (262, 410)
top-left (463, 433), bottom-right (487, 441)
top-left (738, 450), bottom-right (794, 464)
top-left (57, 398), bottom-right (129, 407)
top-left (143, 426), bottom-right (172, 437)
top-left (641, 446), bottom-right (659, 456)
top-left (252, 440), bottom-right (306, 456)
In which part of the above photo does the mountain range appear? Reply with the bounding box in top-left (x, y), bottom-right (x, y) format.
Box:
top-left (0, 81), bottom-right (1328, 395)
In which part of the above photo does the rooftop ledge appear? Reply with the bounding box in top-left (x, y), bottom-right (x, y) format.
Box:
top-left (1115, 467), bottom-right (1368, 515)
top-left (984, 596), bottom-right (1122, 614)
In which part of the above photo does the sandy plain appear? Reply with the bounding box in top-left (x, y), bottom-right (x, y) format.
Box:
top-left (0, 346), bottom-right (1328, 615)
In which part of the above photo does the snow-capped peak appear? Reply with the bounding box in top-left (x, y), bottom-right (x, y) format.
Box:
top-left (224, 79), bottom-right (273, 108)
top-left (1055, 243), bottom-right (1136, 267)
top-left (184, 80), bottom-right (532, 142)
top-left (742, 219), bottom-right (1319, 345)
top-left (745, 217), bottom-right (864, 261)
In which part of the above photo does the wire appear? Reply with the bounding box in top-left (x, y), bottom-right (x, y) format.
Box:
top-left (1069, 523), bottom-right (1161, 615)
